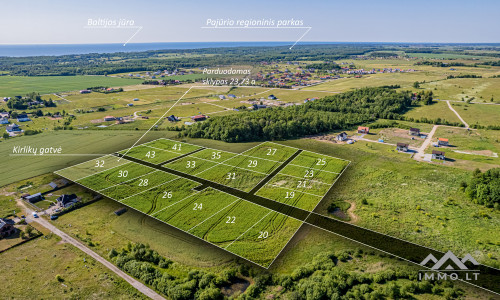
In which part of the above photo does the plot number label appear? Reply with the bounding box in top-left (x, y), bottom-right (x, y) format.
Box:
top-left (226, 216), bottom-right (236, 223)
top-left (145, 151), bottom-right (155, 158)
top-left (267, 148), bottom-right (277, 156)
top-left (258, 231), bottom-right (268, 239)
top-left (316, 158), bottom-right (326, 166)
top-left (172, 144), bottom-right (182, 151)
top-left (305, 170), bottom-right (314, 178)
top-left (297, 180), bottom-right (307, 188)
top-left (118, 170), bottom-right (128, 177)
top-left (162, 191), bottom-right (172, 199)
top-left (285, 191), bottom-right (295, 198)
top-left (193, 203), bottom-right (203, 210)
top-left (248, 160), bottom-right (258, 168)
top-left (226, 172), bottom-right (236, 180)
top-left (186, 161), bottom-right (196, 168)
top-left (139, 179), bottom-right (149, 186)
top-left (95, 160), bottom-right (104, 167)
top-left (211, 151), bottom-right (221, 159)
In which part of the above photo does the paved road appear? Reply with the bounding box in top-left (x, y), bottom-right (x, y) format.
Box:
top-left (17, 200), bottom-right (166, 300)
top-left (446, 100), bottom-right (469, 128)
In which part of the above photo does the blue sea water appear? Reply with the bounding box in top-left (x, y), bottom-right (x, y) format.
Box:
top-left (0, 42), bottom-right (317, 57)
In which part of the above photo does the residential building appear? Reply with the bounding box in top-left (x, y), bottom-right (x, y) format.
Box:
top-left (409, 128), bottom-right (420, 136)
top-left (437, 138), bottom-right (449, 146)
top-left (191, 115), bottom-right (207, 122)
top-left (0, 219), bottom-right (15, 238)
top-left (396, 142), bottom-right (409, 152)
top-left (357, 126), bottom-right (370, 134)
top-left (336, 132), bottom-right (348, 141)
top-left (432, 150), bottom-right (446, 160)
top-left (57, 194), bottom-right (79, 208)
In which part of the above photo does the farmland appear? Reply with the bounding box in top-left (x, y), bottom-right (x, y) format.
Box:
top-left (0, 75), bottom-right (140, 97)
top-left (53, 139), bottom-right (349, 267)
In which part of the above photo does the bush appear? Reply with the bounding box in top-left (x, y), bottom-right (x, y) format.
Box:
top-left (55, 274), bottom-right (64, 282)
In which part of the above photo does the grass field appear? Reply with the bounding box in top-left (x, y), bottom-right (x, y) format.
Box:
top-left (276, 138), bottom-right (500, 267)
top-left (55, 142), bottom-right (307, 268)
top-left (0, 75), bottom-right (141, 96)
top-left (0, 130), bottom-right (170, 187)
top-left (448, 102), bottom-right (500, 127)
top-left (0, 233), bottom-right (143, 299)
top-left (404, 101), bottom-right (462, 124)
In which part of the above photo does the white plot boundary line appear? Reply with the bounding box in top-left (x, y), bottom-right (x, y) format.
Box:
top-left (225, 211), bottom-right (272, 250)
top-left (98, 170), bottom-right (160, 192)
top-left (200, 26), bottom-right (312, 50)
top-left (188, 199), bottom-right (240, 232)
top-left (118, 176), bottom-right (187, 203)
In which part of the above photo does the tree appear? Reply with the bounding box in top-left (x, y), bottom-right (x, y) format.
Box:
top-left (2, 132), bottom-right (9, 139)
top-left (413, 81), bottom-right (420, 88)
top-left (25, 226), bottom-right (33, 237)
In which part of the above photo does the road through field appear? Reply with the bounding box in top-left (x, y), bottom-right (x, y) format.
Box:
top-left (446, 100), bottom-right (469, 128)
top-left (17, 199), bottom-right (166, 300)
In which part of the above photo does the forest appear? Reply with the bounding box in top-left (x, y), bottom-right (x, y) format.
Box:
top-left (462, 168), bottom-right (500, 209)
top-left (180, 87), bottom-right (413, 142)
top-left (109, 242), bottom-right (462, 300)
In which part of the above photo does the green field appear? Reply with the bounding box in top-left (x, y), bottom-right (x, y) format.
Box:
top-left (0, 75), bottom-right (141, 96)
top-left (0, 130), bottom-right (169, 187)
top-left (54, 141), bottom-right (307, 267)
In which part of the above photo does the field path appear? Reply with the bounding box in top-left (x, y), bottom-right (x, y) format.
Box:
top-left (52, 93), bottom-right (72, 102)
top-left (17, 199), bottom-right (166, 300)
top-left (446, 100), bottom-right (469, 128)
top-left (347, 201), bottom-right (359, 223)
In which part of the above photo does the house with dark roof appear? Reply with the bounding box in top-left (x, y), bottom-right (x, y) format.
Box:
top-left (0, 117), bottom-right (8, 124)
top-left (336, 132), bottom-right (348, 141)
top-left (167, 115), bottom-right (179, 122)
top-left (268, 95), bottom-right (277, 100)
top-left (409, 128), bottom-right (420, 136)
top-left (57, 194), bottom-right (79, 208)
top-left (396, 142), bottom-right (409, 152)
top-left (25, 193), bottom-right (44, 203)
top-left (0, 218), bottom-right (15, 238)
top-left (432, 150), bottom-right (446, 160)
top-left (6, 124), bottom-right (21, 133)
top-left (17, 113), bottom-right (31, 122)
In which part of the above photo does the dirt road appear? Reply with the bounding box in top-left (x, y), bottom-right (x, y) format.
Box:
top-left (17, 200), bottom-right (166, 300)
top-left (446, 100), bottom-right (469, 128)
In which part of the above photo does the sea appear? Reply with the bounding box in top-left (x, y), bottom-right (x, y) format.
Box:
top-left (0, 42), bottom-right (328, 57)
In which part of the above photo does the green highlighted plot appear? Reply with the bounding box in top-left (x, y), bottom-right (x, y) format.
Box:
top-left (189, 199), bottom-right (272, 249)
top-left (290, 150), bottom-right (349, 174)
top-left (122, 178), bottom-right (200, 215)
top-left (226, 212), bottom-right (303, 267)
top-left (55, 138), bottom-right (350, 268)
top-left (163, 156), bottom-right (220, 175)
top-left (279, 164), bottom-right (339, 184)
top-left (55, 155), bottom-right (128, 181)
top-left (190, 148), bottom-right (238, 162)
top-left (77, 162), bottom-right (154, 191)
top-left (119, 144), bottom-right (183, 164)
top-left (100, 171), bottom-right (178, 201)
top-left (196, 163), bottom-right (267, 192)
top-left (241, 142), bottom-right (297, 162)
top-left (223, 154), bottom-right (283, 174)
top-left (154, 188), bottom-right (239, 232)
top-left (256, 185), bottom-right (323, 211)
top-left (145, 138), bottom-right (203, 154)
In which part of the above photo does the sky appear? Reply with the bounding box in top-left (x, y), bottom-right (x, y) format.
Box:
top-left (1, 0), bottom-right (499, 44)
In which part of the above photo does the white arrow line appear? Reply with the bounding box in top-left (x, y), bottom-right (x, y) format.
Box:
top-left (289, 27), bottom-right (312, 49)
top-left (118, 86), bottom-right (193, 161)
top-left (123, 26), bottom-right (143, 46)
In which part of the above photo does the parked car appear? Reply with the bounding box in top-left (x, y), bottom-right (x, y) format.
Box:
top-left (50, 215), bottom-right (58, 220)
top-left (21, 215), bottom-right (25, 219)
top-left (32, 212), bottom-right (39, 218)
